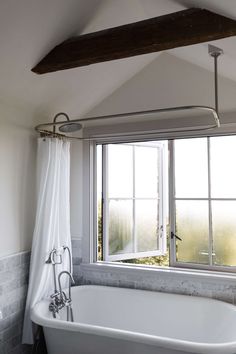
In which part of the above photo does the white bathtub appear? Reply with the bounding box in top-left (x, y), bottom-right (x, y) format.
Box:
top-left (31, 285), bottom-right (236, 354)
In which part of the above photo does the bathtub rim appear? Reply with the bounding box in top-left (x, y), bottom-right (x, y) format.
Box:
top-left (31, 285), bottom-right (236, 354)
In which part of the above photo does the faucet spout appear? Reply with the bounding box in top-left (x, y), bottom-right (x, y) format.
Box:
top-left (58, 270), bottom-right (75, 302)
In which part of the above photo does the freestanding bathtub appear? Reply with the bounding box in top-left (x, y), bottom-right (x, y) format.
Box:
top-left (31, 285), bottom-right (236, 354)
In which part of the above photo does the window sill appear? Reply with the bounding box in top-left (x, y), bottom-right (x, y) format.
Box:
top-left (80, 261), bottom-right (236, 283)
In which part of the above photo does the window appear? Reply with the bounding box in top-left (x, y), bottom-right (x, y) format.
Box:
top-left (95, 135), bottom-right (236, 271)
top-left (97, 142), bottom-right (167, 262)
top-left (173, 136), bottom-right (236, 269)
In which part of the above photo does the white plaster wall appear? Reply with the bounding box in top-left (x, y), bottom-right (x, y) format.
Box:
top-left (70, 140), bottom-right (83, 240)
top-left (0, 102), bottom-right (37, 257)
top-left (87, 53), bottom-right (236, 118)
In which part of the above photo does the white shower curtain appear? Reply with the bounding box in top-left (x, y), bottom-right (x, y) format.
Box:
top-left (22, 138), bottom-right (72, 344)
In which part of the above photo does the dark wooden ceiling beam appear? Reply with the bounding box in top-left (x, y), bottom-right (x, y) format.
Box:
top-left (32, 8), bottom-right (236, 74)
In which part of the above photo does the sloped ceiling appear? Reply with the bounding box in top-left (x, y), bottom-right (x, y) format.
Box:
top-left (1, 0), bottom-right (236, 125)
top-left (87, 53), bottom-right (236, 120)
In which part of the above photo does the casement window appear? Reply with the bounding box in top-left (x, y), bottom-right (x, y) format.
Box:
top-left (95, 135), bottom-right (236, 271)
top-left (96, 142), bottom-right (167, 262)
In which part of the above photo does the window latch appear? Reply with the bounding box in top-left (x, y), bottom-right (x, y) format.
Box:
top-left (171, 232), bottom-right (182, 242)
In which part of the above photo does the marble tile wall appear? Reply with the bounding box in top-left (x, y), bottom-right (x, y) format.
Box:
top-left (71, 239), bottom-right (236, 305)
top-left (0, 251), bottom-right (31, 354)
top-left (71, 239), bottom-right (83, 285)
top-left (80, 265), bottom-right (236, 304)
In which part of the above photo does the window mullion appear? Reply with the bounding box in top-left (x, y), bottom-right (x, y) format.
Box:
top-left (208, 137), bottom-right (213, 266)
top-left (169, 140), bottom-right (176, 266)
top-left (133, 146), bottom-right (137, 253)
top-left (102, 145), bottom-right (109, 261)
top-left (158, 146), bottom-right (164, 252)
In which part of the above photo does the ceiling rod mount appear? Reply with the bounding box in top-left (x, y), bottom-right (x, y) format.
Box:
top-left (208, 44), bottom-right (223, 114)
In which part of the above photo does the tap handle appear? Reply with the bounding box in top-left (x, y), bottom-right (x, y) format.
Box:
top-left (50, 291), bottom-right (60, 299)
top-left (52, 253), bottom-right (63, 265)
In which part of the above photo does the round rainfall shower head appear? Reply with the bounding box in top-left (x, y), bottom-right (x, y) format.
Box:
top-left (59, 122), bottom-right (82, 133)
top-left (52, 112), bottom-right (82, 134)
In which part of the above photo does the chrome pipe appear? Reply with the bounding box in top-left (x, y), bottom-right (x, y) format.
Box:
top-left (63, 246), bottom-right (72, 274)
top-left (36, 46), bottom-right (223, 140)
top-left (208, 44), bottom-right (223, 115)
top-left (35, 105), bottom-right (221, 140)
top-left (53, 112), bottom-right (70, 133)
top-left (58, 270), bottom-right (75, 303)
top-left (214, 55), bottom-right (219, 114)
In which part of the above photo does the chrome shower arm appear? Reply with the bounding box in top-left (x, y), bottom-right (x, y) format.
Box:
top-left (53, 113), bottom-right (70, 133)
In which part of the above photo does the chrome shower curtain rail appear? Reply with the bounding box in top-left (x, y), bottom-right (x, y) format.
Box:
top-left (35, 105), bottom-right (220, 141)
top-left (35, 45), bottom-right (223, 140)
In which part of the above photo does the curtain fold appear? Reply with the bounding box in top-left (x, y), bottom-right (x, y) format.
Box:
top-left (22, 138), bottom-right (72, 344)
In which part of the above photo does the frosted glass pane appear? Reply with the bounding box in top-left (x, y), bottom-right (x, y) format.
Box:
top-left (109, 200), bottom-right (133, 255)
top-left (175, 138), bottom-right (208, 198)
top-left (108, 144), bottom-right (133, 198)
top-left (176, 201), bottom-right (209, 264)
top-left (212, 201), bottom-right (236, 266)
top-left (97, 145), bottom-right (102, 261)
top-left (135, 146), bottom-right (159, 198)
top-left (136, 200), bottom-right (159, 252)
top-left (211, 136), bottom-right (236, 198)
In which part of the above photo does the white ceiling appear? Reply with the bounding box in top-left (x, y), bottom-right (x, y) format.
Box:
top-left (1, 0), bottom-right (236, 124)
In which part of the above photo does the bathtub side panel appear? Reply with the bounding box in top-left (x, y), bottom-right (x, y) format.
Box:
top-left (44, 327), bottom-right (187, 354)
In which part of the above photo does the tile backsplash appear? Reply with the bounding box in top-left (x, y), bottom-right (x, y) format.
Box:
top-left (71, 238), bottom-right (236, 305)
top-left (0, 251), bottom-right (31, 354)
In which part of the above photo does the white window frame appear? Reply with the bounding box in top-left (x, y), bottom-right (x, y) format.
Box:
top-left (169, 136), bottom-right (236, 273)
top-left (89, 133), bottom-right (236, 273)
top-left (100, 142), bottom-right (167, 262)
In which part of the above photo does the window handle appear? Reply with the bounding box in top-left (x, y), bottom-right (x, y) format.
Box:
top-left (171, 232), bottom-right (182, 242)
top-left (159, 225), bottom-right (164, 238)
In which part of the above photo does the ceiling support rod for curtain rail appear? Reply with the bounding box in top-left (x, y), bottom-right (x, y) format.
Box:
top-left (208, 44), bottom-right (223, 115)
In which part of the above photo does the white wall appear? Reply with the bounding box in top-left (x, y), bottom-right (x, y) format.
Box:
top-left (87, 53), bottom-right (236, 118)
top-left (0, 100), bottom-right (84, 257)
top-left (70, 140), bottom-right (83, 240)
top-left (0, 101), bottom-right (37, 257)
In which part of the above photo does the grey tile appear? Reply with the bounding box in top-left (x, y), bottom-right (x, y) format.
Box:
top-left (0, 260), bottom-right (5, 272)
top-left (0, 342), bottom-right (7, 354)
top-left (0, 310), bottom-right (24, 332)
top-left (79, 265), bottom-right (236, 306)
top-left (0, 285), bottom-right (28, 309)
top-left (0, 252), bottom-right (30, 354)
top-left (9, 344), bottom-right (22, 354)
top-left (72, 257), bottom-right (82, 265)
top-left (4, 254), bottom-right (21, 271)
top-left (3, 333), bottom-right (22, 353)
top-left (2, 298), bottom-right (25, 319)
top-left (21, 253), bottom-right (31, 266)
top-left (22, 344), bottom-right (33, 353)
top-left (0, 324), bottom-right (20, 342)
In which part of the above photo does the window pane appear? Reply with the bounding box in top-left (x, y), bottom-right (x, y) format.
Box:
top-left (135, 146), bottom-right (159, 198)
top-left (136, 200), bottom-right (159, 252)
top-left (97, 145), bottom-right (102, 261)
top-left (212, 201), bottom-right (236, 266)
top-left (176, 201), bottom-right (209, 264)
top-left (108, 200), bottom-right (133, 255)
top-left (175, 138), bottom-right (208, 198)
top-left (211, 136), bottom-right (236, 198)
top-left (108, 144), bottom-right (133, 198)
